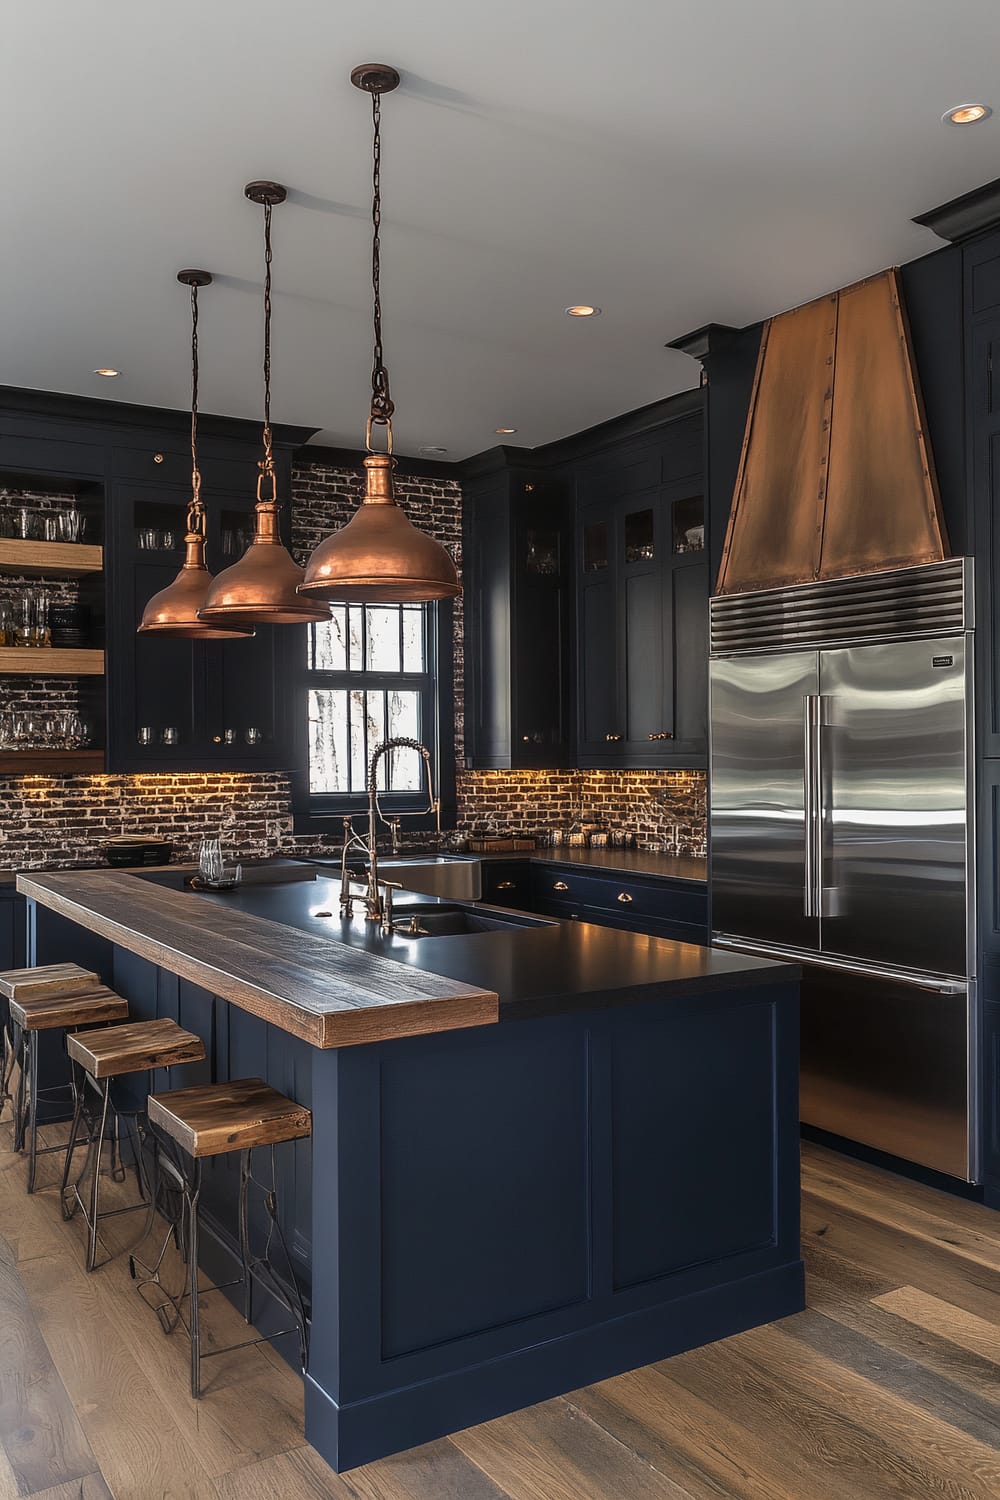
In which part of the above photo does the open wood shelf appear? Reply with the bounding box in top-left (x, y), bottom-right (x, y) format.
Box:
top-left (0, 749), bottom-right (105, 774)
top-left (0, 648), bottom-right (105, 676)
top-left (0, 538), bottom-right (103, 577)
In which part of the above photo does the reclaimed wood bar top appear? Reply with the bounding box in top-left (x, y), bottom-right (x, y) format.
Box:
top-left (17, 870), bottom-right (499, 1049)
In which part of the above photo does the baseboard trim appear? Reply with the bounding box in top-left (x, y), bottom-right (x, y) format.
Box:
top-left (304, 1258), bottom-right (805, 1472)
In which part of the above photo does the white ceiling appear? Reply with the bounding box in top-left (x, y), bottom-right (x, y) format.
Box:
top-left (4, 1), bottom-right (1000, 459)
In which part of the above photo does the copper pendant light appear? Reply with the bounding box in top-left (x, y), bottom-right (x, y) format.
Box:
top-left (198, 183), bottom-right (330, 627)
top-left (298, 65), bottom-right (461, 605)
top-left (138, 272), bottom-right (253, 639)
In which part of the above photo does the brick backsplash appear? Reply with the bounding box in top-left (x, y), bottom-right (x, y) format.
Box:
top-left (0, 471), bottom-right (708, 868)
top-left (457, 768), bottom-right (707, 855)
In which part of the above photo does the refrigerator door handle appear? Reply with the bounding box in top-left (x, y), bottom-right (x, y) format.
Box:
top-left (803, 695), bottom-right (819, 917)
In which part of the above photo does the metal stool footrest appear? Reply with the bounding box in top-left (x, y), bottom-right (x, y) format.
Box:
top-left (60, 1065), bottom-right (154, 1270)
top-left (131, 1139), bottom-right (310, 1397)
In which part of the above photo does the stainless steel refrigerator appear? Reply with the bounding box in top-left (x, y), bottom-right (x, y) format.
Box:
top-left (709, 558), bottom-right (977, 1180)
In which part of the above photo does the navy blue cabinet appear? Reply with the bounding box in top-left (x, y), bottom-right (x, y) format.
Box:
top-left (573, 412), bottom-right (708, 768)
top-left (463, 470), bottom-right (573, 769)
top-left (106, 445), bottom-right (304, 773)
top-left (0, 887), bottom-right (27, 972)
top-left (529, 861), bottom-right (707, 942)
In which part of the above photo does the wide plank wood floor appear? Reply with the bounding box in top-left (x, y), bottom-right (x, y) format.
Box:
top-left (3, 1112), bottom-right (1000, 1500)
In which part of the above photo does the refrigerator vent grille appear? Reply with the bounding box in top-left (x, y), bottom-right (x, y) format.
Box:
top-left (710, 558), bottom-right (970, 653)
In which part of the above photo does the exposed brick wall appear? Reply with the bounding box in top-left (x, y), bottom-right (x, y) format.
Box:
top-left (457, 769), bottom-right (707, 854)
top-left (0, 471), bottom-right (708, 868)
top-left (0, 771), bottom-right (296, 870)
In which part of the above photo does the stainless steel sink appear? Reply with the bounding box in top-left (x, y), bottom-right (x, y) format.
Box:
top-left (389, 904), bottom-right (550, 938)
top-left (378, 856), bottom-right (482, 902)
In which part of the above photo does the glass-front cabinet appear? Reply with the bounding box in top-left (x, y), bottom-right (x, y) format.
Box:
top-left (107, 458), bottom-right (301, 774)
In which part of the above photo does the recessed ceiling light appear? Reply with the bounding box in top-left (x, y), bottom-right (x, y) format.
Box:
top-left (495, 427), bottom-right (517, 435)
top-left (942, 102), bottom-right (992, 125)
top-left (418, 445), bottom-right (448, 456)
top-left (565, 305), bottom-right (601, 318)
top-left (93, 367), bottom-right (121, 377)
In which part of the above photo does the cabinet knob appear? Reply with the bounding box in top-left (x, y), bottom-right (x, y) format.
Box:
top-left (212, 736), bottom-right (222, 744)
top-left (605, 733), bottom-right (622, 742)
top-left (617, 891), bottom-right (634, 904)
top-left (497, 880), bottom-right (516, 891)
top-left (153, 453), bottom-right (164, 464)
top-left (553, 880), bottom-right (569, 892)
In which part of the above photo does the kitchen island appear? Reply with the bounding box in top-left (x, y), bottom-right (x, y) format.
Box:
top-left (18, 867), bottom-right (803, 1472)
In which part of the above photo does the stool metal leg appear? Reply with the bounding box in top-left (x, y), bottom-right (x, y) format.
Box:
top-left (25, 1030), bottom-right (40, 1193)
top-left (12, 1023), bottom-right (26, 1153)
top-left (188, 1159), bottom-right (203, 1398)
top-left (238, 1150), bottom-right (252, 1325)
top-left (59, 1060), bottom-right (88, 1218)
top-left (0, 1014), bottom-right (14, 1120)
top-left (87, 1079), bottom-right (112, 1271)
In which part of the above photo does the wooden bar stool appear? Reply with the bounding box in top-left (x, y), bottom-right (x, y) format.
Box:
top-left (142, 1077), bottom-right (311, 1397)
top-left (0, 964), bottom-right (102, 1137)
top-left (4, 969), bottom-right (127, 1194)
top-left (63, 1018), bottom-right (205, 1271)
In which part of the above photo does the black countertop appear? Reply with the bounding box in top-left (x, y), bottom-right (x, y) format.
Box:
top-left (160, 870), bottom-right (787, 1022)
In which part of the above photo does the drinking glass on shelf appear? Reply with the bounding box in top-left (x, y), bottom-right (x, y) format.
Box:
top-left (33, 592), bottom-right (50, 647)
top-left (245, 727), bottom-right (261, 746)
top-left (0, 603), bottom-right (11, 646)
top-left (136, 726), bottom-right (154, 746)
top-left (13, 508), bottom-right (38, 540)
top-left (160, 529), bottom-right (178, 551)
top-left (58, 508), bottom-right (85, 543)
top-left (0, 712), bottom-right (13, 749)
top-left (161, 726), bottom-right (179, 746)
top-left (198, 838), bottom-right (224, 886)
top-left (14, 596), bottom-right (33, 648)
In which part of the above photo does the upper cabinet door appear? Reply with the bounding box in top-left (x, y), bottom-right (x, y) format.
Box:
top-left (463, 473), bottom-right (573, 769)
top-left (577, 506), bottom-right (619, 759)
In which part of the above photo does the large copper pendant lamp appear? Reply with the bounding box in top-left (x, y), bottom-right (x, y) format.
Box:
top-left (138, 272), bottom-right (253, 639)
top-left (199, 183), bottom-right (330, 627)
top-left (298, 65), bottom-right (461, 605)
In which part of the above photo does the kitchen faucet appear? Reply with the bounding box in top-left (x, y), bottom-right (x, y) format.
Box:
top-left (339, 737), bottom-right (440, 932)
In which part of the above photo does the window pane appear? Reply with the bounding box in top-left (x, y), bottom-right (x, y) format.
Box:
top-left (385, 694), bottom-right (423, 789)
top-left (310, 607), bottom-right (348, 671)
top-left (402, 607), bottom-right (425, 672)
top-left (347, 606), bottom-right (364, 671)
top-left (365, 606), bottom-right (401, 672)
top-left (308, 688), bottom-right (349, 794)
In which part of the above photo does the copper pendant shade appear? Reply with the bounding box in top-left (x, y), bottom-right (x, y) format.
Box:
top-left (138, 272), bottom-right (253, 639)
top-left (299, 454), bottom-right (460, 603)
top-left (199, 184), bottom-right (330, 629)
top-left (298, 65), bottom-right (461, 606)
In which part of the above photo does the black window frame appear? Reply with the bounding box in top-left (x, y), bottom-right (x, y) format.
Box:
top-left (292, 598), bottom-right (456, 836)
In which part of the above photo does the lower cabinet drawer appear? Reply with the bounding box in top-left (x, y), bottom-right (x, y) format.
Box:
top-left (481, 861), bottom-right (533, 910)
top-left (530, 863), bottom-right (708, 930)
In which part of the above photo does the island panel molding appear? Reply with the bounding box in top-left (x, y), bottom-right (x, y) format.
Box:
top-left (17, 871), bottom-right (499, 1048)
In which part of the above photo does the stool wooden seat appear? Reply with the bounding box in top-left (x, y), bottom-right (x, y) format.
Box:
top-left (137, 1076), bottom-right (311, 1396)
top-left (62, 1019), bottom-right (206, 1271)
top-left (11, 987), bottom-right (129, 1033)
top-left (1, 964), bottom-right (102, 1125)
top-left (68, 1019), bottom-right (205, 1079)
top-left (0, 962), bottom-right (101, 1002)
top-left (7, 973), bottom-right (124, 1195)
top-left (147, 1078), bottom-right (312, 1158)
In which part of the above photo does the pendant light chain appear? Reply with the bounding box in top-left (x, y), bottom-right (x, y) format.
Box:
top-left (368, 87), bottom-right (394, 453)
top-left (259, 197), bottom-right (277, 501)
top-left (187, 280), bottom-right (205, 539)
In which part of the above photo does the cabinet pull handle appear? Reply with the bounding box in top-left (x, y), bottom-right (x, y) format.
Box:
top-left (647, 732), bottom-right (674, 740)
top-left (497, 880), bottom-right (516, 891)
top-left (617, 891), bottom-right (634, 903)
top-left (605, 733), bottom-right (622, 742)
top-left (553, 881), bottom-right (570, 892)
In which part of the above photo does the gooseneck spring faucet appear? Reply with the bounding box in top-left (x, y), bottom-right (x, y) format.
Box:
top-left (339, 737), bottom-right (440, 932)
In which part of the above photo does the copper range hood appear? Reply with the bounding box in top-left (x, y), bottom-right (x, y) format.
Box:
top-left (717, 268), bottom-right (949, 594)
